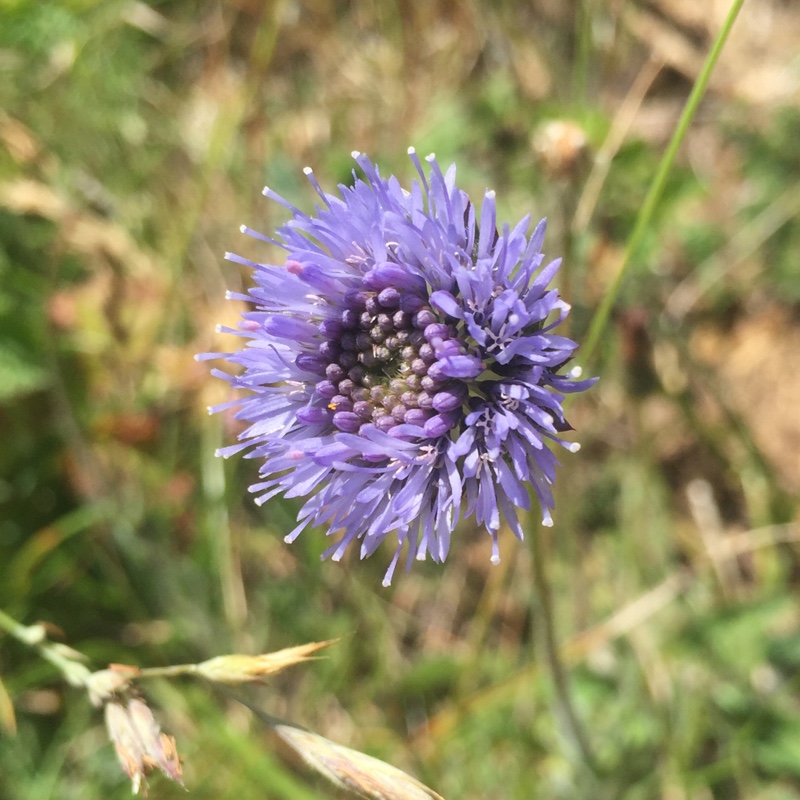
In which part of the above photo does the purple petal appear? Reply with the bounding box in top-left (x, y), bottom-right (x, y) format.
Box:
top-left (332, 412), bottom-right (361, 432)
top-left (429, 290), bottom-right (465, 319)
top-left (423, 412), bottom-right (459, 438)
top-left (428, 354), bottom-right (484, 380)
top-left (432, 384), bottom-right (467, 412)
top-left (296, 406), bottom-right (332, 425)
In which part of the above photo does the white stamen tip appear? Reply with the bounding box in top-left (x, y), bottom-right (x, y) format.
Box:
top-left (543, 517), bottom-right (554, 528)
top-left (569, 442), bottom-right (581, 453)
top-left (207, 406), bottom-right (214, 415)
top-left (262, 186), bottom-right (270, 195)
top-left (224, 290), bottom-right (233, 300)
top-left (303, 166), bottom-right (312, 175)
top-left (490, 554), bottom-right (501, 565)
top-left (425, 152), bottom-right (436, 162)
top-left (569, 366), bottom-right (583, 378)
top-left (486, 189), bottom-right (496, 199)
top-left (214, 324), bottom-right (223, 333)
top-left (351, 150), bottom-right (361, 159)
top-left (239, 224), bottom-right (247, 233)
top-left (407, 146), bottom-right (416, 155)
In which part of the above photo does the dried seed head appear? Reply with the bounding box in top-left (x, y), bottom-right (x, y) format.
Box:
top-left (104, 697), bottom-right (183, 795)
top-left (194, 639), bottom-right (337, 684)
top-left (274, 723), bottom-right (445, 800)
top-left (86, 664), bottom-right (140, 706)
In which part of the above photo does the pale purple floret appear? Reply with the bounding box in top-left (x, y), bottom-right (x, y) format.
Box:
top-left (199, 150), bottom-right (595, 585)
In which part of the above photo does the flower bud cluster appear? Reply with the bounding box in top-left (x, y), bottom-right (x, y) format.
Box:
top-left (296, 275), bottom-right (474, 442)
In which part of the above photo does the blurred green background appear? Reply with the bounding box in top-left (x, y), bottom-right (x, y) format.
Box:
top-left (1, 1), bottom-right (799, 798)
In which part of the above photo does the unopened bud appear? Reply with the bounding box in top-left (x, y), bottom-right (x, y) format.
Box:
top-left (533, 120), bottom-right (589, 179)
top-left (195, 639), bottom-right (337, 684)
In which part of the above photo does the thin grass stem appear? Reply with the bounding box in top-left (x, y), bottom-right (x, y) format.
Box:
top-left (582, 0), bottom-right (747, 364)
top-left (0, 609), bottom-right (91, 687)
top-left (528, 523), bottom-right (599, 775)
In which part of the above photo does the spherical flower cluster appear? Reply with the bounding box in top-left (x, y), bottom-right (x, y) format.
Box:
top-left (200, 150), bottom-right (595, 585)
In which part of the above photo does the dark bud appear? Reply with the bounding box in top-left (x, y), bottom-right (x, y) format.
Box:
top-left (411, 358), bottom-right (429, 376)
top-left (409, 330), bottom-right (425, 347)
top-left (348, 366), bottom-right (366, 384)
top-left (365, 295), bottom-right (382, 315)
top-left (418, 343), bottom-right (436, 363)
top-left (339, 352), bottom-right (358, 369)
top-left (315, 379), bottom-right (338, 399)
top-left (340, 332), bottom-right (357, 351)
top-left (319, 319), bottom-right (343, 338)
top-left (377, 287), bottom-right (401, 309)
top-left (370, 326), bottom-right (387, 344)
top-left (318, 340), bottom-right (341, 361)
top-left (392, 310), bottom-right (411, 330)
top-left (377, 313), bottom-right (393, 332)
top-left (344, 289), bottom-right (369, 310)
top-left (329, 395), bottom-right (353, 412)
top-left (412, 309), bottom-right (438, 329)
top-left (421, 375), bottom-right (439, 392)
top-left (353, 400), bottom-right (373, 420)
top-left (355, 332), bottom-right (372, 351)
top-left (399, 294), bottom-right (426, 314)
top-left (390, 403), bottom-right (408, 422)
top-left (405, 374), bottom-right (422, 391)
top-left (325, 363), bottom-right (345, 382)
top-left (295, 354), bottom-right (327, 375)
top-left (340, 309), bottom-right (359, 330)
top-left (400, 391), bottom-right (419, 408)
top-left (375, 415), bottom-right (396, 432)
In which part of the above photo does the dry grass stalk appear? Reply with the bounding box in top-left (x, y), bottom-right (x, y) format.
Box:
top-left (274, 723), bottom-right (445, 800)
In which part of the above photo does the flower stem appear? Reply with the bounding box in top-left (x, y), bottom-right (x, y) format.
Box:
top-left (0, 608), bottom-right (91, 687)
top-left (135, 663), bottom-right (199, 679)
top-left (528, 524), bottom-right (599, 774)
top-left (581, 0), bottom-right (746, 364)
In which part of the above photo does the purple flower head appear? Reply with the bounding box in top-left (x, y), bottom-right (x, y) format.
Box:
top-left (199, 150), bottom-right (596, 585)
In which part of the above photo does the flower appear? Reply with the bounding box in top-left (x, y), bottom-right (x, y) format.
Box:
top-left (200, 150), bottom-right (595, 585)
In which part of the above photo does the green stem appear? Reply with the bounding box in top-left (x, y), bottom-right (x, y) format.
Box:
top-left (582, 0), bottom-right (746, 364)
top-left (529, 524), bottom-right (599, 774)
top-left (135, 663), bottom-right (200, 680)
top-left (0, 609), bottom-right (91, 687)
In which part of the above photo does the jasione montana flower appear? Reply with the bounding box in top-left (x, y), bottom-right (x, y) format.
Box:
top-left (200, 150), bottom-right (596, 585)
